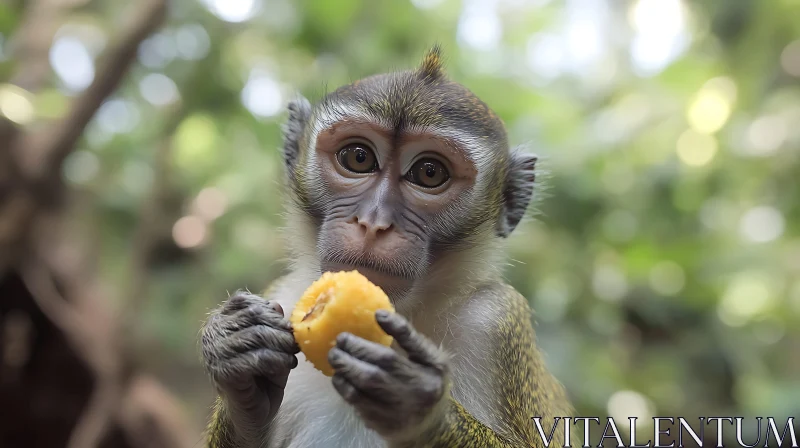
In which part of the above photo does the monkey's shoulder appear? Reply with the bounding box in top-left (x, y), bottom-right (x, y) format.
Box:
top-left (460, 281), bottom-right (533, 325)
top-left (437, 281), bottom-right (537, 350)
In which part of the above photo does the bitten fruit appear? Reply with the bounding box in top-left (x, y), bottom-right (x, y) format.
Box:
top-left (290, 270), bottom-right (395, 376)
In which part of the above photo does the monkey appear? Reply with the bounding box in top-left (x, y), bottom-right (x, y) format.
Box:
top-left (200, 46), bottom-right (574, 448)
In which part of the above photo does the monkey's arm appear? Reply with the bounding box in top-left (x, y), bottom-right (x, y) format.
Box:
top-left (402, 284), bottom-right (571, 448)
top-left (331, 284), bottom-right (572, 448)
top-left (411, 398), bottom-right (516, 447)
top-left (203, 277), bottom-right (297, 448)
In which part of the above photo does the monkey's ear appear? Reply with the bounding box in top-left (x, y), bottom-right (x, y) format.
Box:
top-left (281, 96), bottom-right (312, 173)
top-left (497, 150), bottom-right (537, 238)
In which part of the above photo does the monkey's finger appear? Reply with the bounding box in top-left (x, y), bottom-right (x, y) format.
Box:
top-left (335, 332), bottom-right (407, 372)
top-left (222, 291), bottom-right (259, 314)
top-left (224, 305), bottom-right (293, 332)
top-left (375, 310), bottom-right (446, 370)
top-left (200, 314), bottom-right (231, 362)
top-left (332, 335), bottom-right (439, 406)
top-left (331, 374), bottom-right (365, 405)
top-left (221, 325), bottom-right (300, 358)
top-left (328, 348), bottom-right (394, 397)
top-left (330, 374), bottom-right (395, 413)
top-left (211, 348), bottom-right (297, 383)
top-left (223, 292), bottom-right (285, 316)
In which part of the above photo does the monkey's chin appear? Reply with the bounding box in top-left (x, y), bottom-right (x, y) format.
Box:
top-left (320, 261), bottom-right (413, 299)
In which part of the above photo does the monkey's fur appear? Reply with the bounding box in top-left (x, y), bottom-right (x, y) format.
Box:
top-left (201, 46), bottom-right (573, 448)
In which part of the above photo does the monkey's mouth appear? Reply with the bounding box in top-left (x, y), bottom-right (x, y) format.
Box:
top-left (320, 259), bottom-right (415, 293)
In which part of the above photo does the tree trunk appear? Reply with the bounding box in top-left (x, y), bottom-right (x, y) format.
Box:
top-left (0, 0), bottom-right (198, 447)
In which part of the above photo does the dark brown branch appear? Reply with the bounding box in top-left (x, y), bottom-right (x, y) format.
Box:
top-left (33, 0), bottom-right (169, 178)
top-left (7, 0), bottom-right (70, 91)
top-left (6, 1), bottom-right (174, 446)
top-left (3, 0), bottom-right (169, 267)
top-left (21, 260), bottom-right (123, 448)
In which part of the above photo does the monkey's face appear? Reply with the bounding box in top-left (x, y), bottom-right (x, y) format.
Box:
top-left (282, 50), bottom-right (536, 300)
top-left (311, 118), bottom-right (484, 296)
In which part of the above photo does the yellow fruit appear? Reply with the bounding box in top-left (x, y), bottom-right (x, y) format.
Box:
top-left (290, 270), bottom-right (395, 376)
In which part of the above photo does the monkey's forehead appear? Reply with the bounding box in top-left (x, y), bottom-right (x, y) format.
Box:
top-left (317, 71), bottom-right (508, 149)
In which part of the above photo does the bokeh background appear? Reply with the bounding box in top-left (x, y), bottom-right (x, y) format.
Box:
top-left (1, 0), bottom-right (799, 446)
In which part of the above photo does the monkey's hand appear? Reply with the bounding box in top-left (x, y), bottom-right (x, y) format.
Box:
top-left (328, 310), bottom-right (450, 443)
top-left (201, 291), bottom-right (299, 444)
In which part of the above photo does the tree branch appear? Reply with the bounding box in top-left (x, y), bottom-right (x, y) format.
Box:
top-left (21, 260), bottom-right (123, 448)
top-left (7, 0), bottom-right (73, 91)
top-left (32, 0), bottom-right (169, 179)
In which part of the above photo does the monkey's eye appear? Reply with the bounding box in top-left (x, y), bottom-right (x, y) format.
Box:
top-left (405, 158), bottom-right (450, 189)
top-left (337, 144), bottom-right (378, 173)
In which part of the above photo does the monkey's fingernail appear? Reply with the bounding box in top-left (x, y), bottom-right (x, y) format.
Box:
top-left (268, 301), bottom-right (285, 315)
top-left (375, 309), bottom-right (390, 320)
top-left (291, 355), bottom-right (298, 368)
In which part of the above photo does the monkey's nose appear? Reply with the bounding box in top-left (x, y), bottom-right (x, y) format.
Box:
top-left (351, 216), bottom-right (393, 239)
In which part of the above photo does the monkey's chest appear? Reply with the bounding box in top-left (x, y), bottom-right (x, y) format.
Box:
top-left (269, 358), bottom-right (385, 448)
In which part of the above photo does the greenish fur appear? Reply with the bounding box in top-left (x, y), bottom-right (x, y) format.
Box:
top-left (404, 285), bottom-right (572, 448)
top-left (207, 397), bottom-right (237, 447)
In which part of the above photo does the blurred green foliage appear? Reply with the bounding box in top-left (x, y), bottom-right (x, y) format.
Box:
top-left (2, 0), bottom-right (800, 440)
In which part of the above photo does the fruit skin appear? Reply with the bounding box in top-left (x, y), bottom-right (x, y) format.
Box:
top-left (290, 270), bottom-right (395, 376)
